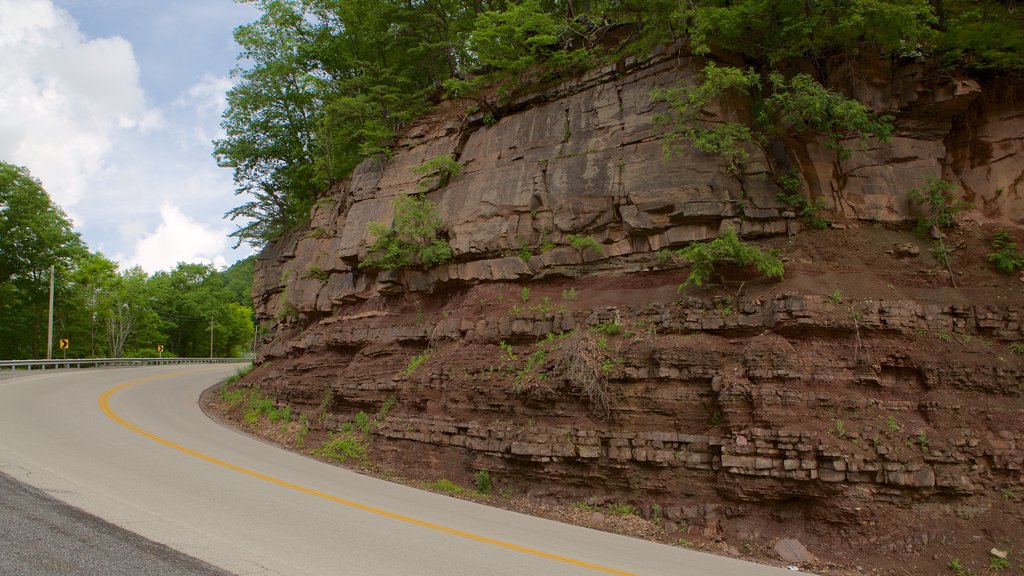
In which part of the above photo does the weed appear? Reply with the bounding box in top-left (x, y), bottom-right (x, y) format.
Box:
top-left (937, 331), bottom-right (953, 343)
top-left (828, 289), bottom-right (843, 304)
top-left (314, 434), bottom-right (368, 463)
top-left (599, 357), bottom-right (622, 375)
top-left (832, 419), bottom-right (846, 438)
top-left (224, 363), bottom-right (254, 387)
top-left (561, 287), bottom-right (577, 301)
top-left (594, 320), bottom-right (622, 336)
top-left (990, 555), bottom-right (1010, 570)
top-left (520, 287), bottom-right (531, 302)
top-left (1010, 343), bottom-right (1024, 355)
top-left (572, 501), bottom-right (600, 512)
top-left (1001, 487), bottom-right (1014, 500)
top-left (518, 244), bottom-right (534, 261)
top-left (606, 503), bottom-right (638, 516)
top-left (430, 479), bottom-right (465, 495)
top-left (913, 326), bottom-right (928, 337)
top-left (709, 410), bottom-right (723, 426)
top-left (354, 411), bottom-right (371, 434)
top-left (402, 350), bottom-right (430, 376)
top-left (917, 431), bottom-right (929, 451)
top-left (305, 265), bottom-right (329, 284)
top-left (474, 470), bottom-right (492, 495)
top-left (499, 341), bottom-right (516, 362)
top-left (988, 230), bottom-right (1024, 273)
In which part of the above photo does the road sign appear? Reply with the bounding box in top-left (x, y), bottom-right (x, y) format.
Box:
top-left (156, 345), bottom-right (164, 353)
top-left (59, 339), bottom-right (69, 350)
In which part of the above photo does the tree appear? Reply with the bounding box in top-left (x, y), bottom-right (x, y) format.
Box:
top-left (682, 0), bottom-right (937, 72)
top-left (0, 162), bottom-right (86, 358)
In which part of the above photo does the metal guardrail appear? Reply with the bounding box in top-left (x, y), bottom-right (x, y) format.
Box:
top-left (0, 357), bottom-right (250, 371)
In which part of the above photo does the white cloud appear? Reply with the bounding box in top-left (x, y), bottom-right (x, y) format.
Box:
top-left (0, 0), bottom-right (160, 207)
top-left (0, 0), bottom-right (252, 273)
top-left (122, 204), bottom-right (230, 274)
top-left (172, 74), bottom-right (233, 147)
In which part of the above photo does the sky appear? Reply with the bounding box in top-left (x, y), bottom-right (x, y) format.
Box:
top-left (0, 0), bottom-right (261, 273)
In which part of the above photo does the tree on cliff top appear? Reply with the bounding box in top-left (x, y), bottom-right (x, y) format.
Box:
top-left (217, 0), bottom-right (1021, 249)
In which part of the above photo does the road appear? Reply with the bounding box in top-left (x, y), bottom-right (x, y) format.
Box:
top-left (0, 366), bottom-right (805, 575)
top-left (0, 468), bottom-right (230, 576)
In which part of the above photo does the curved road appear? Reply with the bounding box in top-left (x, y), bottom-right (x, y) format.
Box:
top-left (0, 366), bottom-right (802, 575)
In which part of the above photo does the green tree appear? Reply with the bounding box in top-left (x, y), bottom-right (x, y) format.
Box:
top-left (0, 162), bottom-right (87, 358)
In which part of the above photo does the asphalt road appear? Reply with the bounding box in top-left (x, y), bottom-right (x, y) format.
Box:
top-left (0, 468), bottom-right (231, 576)
top-left (0, 366), bottom-right (806, 575)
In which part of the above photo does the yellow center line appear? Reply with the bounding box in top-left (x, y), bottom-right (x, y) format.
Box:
top-left (98, 367), bottom-right (640, 576)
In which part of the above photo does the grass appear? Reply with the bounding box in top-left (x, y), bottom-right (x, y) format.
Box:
top-left (313, 434), bottom-right (367, 463)
top-left (429, 479), bottom-right (465, 495)
top-left (401, 350), bottom-right (430, 376)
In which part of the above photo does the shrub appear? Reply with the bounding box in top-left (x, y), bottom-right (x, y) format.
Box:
top-left (776, 171), bottom-right (829, 228)
top-left (673, 229), bottom-right (784, 293)
top-left (474, 470), bottom-right (492, 495)
top-left (314, 434), bottom-right (367, 463)
top-left (566, 234), bottom-right (602, 255)
top-left (412, 155), bottom-right (463, 192)
top-left (360, 194), bottom-right (452, 270)
top-left (987, 230), bottom-right (1024, 273)
top-left (908, 178), bottom-right (970, 234)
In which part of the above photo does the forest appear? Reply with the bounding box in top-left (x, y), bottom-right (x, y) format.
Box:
top-left (216, 0), bottom-right (1023, 248)
top-left (0, 162), bottom-right (255, 360)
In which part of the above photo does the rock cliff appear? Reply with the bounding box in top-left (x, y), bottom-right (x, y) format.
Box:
top-left (241, 46), bottom-right (1024, 573)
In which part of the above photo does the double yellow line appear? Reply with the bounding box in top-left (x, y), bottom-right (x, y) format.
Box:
top-left (98, 367), bottom-right (639, 576)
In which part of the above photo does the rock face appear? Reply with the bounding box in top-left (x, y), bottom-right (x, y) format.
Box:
top-left (244, 45), bottom-right (1024, 570)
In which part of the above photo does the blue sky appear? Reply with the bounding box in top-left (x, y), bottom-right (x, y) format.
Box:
top-left (1, 0), bottom-right (261, 272)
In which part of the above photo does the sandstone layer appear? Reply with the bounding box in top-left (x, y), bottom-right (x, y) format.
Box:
top-left (241, 46), bottom-right (1024, 573)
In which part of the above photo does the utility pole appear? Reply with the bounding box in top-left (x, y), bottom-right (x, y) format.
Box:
top-left (46, 265), bottom-right (54, 360)
top-left (209, 318), bottom-right (214, 359)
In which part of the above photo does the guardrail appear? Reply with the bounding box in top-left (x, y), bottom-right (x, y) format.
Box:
top-left (0, 357), bottom-right (250, 371)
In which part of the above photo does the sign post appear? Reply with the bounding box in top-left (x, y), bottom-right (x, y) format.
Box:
top-left (157, 345), bottom-right (164, 359)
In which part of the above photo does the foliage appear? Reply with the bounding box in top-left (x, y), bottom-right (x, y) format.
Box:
top-left (908, 178), bottom-right (971, 234)
top-left (401, 350), bottom-right (431, 377)
top-left (314, 433), bottom-right (368, 464)
top-left (652, 63), bottom-right (760, 173)
top-left (682, 0), bottom-right (937, 67)
top-left (987, 230), bottom-right (1024, 273)
top-left (474, 470), bottom-right (492, 495)
top-left (429, 479), bottom-right (465, 495)
top-left (413, 155), bottom-right (464, 192)
top-left (566, 234), bottom-right (602, 255)
top-left (761, 72), bottom-right (893, 156)
top-left (0, 162), bottom-right (254, 360)
top-left (939, 5), bottom-right (1024, 73)
top-left (469, 0), bottom-right (562, 74)
top-left (672, 229), bottom-right (784, 293)
top-left (775, 171), bottom-right (831, 229)
top-left (360, 194), bottom-right (452, 270)
top-left (217, 0), bottom-right (1022, 248)
top-left (655, 63), bottom-right (892, 174)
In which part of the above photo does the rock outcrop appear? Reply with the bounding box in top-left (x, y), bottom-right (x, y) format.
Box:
top-left (242, 45), bottom-right (1024, 572)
